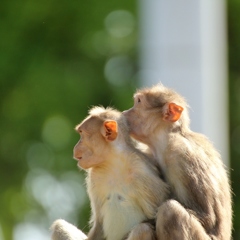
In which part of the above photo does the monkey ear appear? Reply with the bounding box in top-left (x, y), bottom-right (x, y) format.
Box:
top-left (163, 103), bottom-right (184, 122)
top-left (101, 120), bottom-right (118, 141)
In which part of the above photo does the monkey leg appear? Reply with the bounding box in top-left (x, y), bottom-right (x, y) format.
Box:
top-left (126, 222), bottom-right (156, 240)
top-left (50, 219), bottom-right (88, 240)
top-left (156, 200), bottom-right (211, 240)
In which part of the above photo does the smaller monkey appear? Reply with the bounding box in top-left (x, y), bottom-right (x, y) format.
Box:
top-left (51, 106), bottom-right (169, 240)
top-left (123, 84), bottom-right (232, 240)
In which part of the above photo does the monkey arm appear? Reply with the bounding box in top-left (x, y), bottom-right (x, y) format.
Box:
top-left (167, 134), bottom-right (230, 231)
top-left (50, 216), bottom-right (104, 240)
top-left (133, 166), bottom-right (170, 219)
top-left (87, 221), bottom-right (104, 240)
top-left (50, 193), bottom-right (104, 240)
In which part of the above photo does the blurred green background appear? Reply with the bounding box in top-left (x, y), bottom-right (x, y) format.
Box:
top-left (0, 0), bottom-right (239, 239)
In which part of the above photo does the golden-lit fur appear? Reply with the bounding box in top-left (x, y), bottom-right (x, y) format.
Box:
top-left (51, 106), bottom-right (170, 240)
top-left (123, 84), bottom-right (232, 240)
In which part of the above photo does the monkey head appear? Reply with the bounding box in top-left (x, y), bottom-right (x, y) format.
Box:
top-left (123, 84), bottom-right (190, 144)
top-left (74, 107), bottom-right (129, 169)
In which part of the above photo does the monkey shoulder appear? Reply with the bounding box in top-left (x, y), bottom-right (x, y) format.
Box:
top-left (168, 131), bottom-right (221, 164)
top-left (90, 154), bottom-right (167, 207)
top-left (86, 158), bottom-right (157, 198)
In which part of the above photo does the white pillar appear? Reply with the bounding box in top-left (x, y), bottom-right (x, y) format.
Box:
top-left (138, 0), bottom-right (229, 164)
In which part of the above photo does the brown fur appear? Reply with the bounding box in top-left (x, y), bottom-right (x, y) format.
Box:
top-left (123, 84), bottom-right (232, 240)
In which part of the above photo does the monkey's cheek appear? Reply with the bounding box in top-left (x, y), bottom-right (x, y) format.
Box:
top-left (123, 109), bottom-right (135, 123)
top-left (126, 120), bottom-right (136, 134)
top-left (77, 151), bottom-right (94, 169)
top-left (129, 125), bottom-right (138, 137)
top-left (128, 115), bottom-right (142, 133)
top-left (122, 109), bottom-right (131, 117)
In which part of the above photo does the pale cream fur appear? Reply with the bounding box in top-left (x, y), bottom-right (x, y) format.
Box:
top-left (51, 106), bottom-right (169, 240)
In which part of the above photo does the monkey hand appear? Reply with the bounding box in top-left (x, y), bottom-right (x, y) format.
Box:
top-left (50, 219), bottom-right (88, 240)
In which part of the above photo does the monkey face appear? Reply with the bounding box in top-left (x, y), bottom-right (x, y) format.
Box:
top-left (74, 110), bottom-right (121, 170)
top-left (73, 138), bottom-right (95, 169)
top-left (123, 85), bottom-right (186, 146)
top-left (74, 117), bottom-right (108, 169)
top-left (123, 93), bottom-right (153, 144)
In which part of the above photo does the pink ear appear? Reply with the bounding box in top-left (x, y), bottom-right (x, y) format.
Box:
top-left (102, 120), bottom-right (118, 141)
top-left (163, 103), bottom-right (184, 122)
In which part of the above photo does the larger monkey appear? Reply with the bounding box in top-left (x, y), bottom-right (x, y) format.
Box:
top-left (51, 106), bottom-right (169, 240)
top-left (123, 84), bottom-right (232, 240)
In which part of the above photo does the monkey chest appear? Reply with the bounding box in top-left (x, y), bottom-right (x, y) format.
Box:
top-left (101, 192), bottom-right (146, 240)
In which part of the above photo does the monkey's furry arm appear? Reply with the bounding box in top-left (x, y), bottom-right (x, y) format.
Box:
top-left (51, 219), bottom-right (88, 240)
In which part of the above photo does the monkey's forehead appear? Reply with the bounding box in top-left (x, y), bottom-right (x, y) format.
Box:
top-left (134, 89), bottom-right (167, 108)
top-left (75, 116), bottom-right (101, 131)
